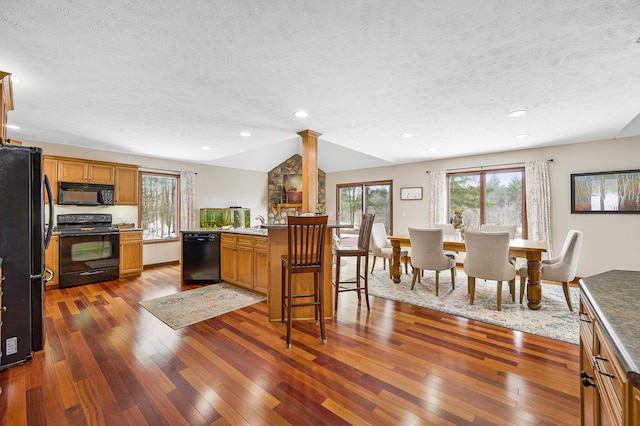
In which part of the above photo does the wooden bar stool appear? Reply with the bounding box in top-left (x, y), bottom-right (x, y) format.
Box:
top-left (281, 215), bottom-right (328, 348)
top-left (333, 213), bottom-right (375, 311)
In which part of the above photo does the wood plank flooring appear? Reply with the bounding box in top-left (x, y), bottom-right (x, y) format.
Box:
top-left (0, 264), bottom-right (581, 425)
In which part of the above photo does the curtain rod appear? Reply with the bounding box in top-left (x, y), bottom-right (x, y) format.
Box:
top-left (425, 159), bottom-right (553, 173)
top-left (140, 166), bottom-right (197, 175)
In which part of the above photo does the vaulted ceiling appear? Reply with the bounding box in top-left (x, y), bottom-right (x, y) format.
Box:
top-left (3, 1), bottom-right (640, 172)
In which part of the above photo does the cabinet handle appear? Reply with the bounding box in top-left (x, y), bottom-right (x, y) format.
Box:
top-left (593, 355), bottom-right (615, 379)
top-left (578, 311), bottom-right (591, 323)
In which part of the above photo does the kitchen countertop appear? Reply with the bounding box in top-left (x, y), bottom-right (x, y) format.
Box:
top-left (180, 228), bottom-right (268, 236)
top-left (579, 270), bottom-right (640, 387)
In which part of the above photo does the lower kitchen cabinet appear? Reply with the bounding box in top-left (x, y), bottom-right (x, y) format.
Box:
top-left (44, 235), bottom-right (59, 289)
top-left (119, 230), bottom-right (143, 277)
top-left (220, 233), bottom-right (267, 294)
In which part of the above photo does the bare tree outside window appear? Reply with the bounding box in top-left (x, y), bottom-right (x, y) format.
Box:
top-left (140, 172), bottom-right (179, 241)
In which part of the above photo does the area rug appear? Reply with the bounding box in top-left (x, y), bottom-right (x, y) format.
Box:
top-left (354, 263), bottom-right (580, 344)
top-left (139, 283), bottom-right (266, 329)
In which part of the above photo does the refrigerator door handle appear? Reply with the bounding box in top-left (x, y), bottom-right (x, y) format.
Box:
top-left (44, 268), bottom-right (54, 283)
top-left (44, 174), bottom-right (54, 250)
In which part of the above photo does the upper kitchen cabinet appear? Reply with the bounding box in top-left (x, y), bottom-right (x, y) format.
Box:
top-left (43, 157), bottom-right (58, 204)
top-left (115, 166), bottom-right (138, 205)
top-left (58, 159), bottom-right (114, 184)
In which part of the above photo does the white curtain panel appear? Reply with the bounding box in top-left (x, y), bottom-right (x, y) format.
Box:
top-left (525, 161), bottom-right (553, 256)
top-left (180, 171), bottom-right (197, 230)
top-left (430, 169), bottom-right (447, 225)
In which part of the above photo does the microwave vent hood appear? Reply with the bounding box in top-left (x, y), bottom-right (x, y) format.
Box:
top-left (58, 181), bottom-right (115, 205)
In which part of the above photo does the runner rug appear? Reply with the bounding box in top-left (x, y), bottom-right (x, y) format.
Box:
top-left (363, 264), bottom-right (580, 344)
top-left (139, 283), bottom-right (266, 329)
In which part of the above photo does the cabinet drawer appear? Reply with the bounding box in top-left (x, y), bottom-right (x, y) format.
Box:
top-left (255, 236), bottom-right (268, 248)
top-left (579, 296), bottom-right (595, 353)
top-left (237, 235), bottom-right (255, 247)
top-left (120, 231), bottom-right (142, 241)
top-left (221, 234), bottom-right (237, 245)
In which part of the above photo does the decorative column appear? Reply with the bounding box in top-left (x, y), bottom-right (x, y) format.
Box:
top-left (0, 71), bottom-right (15, 144)
top-left (297, 129), bottom-right (321, 213)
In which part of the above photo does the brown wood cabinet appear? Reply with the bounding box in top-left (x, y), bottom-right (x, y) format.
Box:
top-left (58, 159), bottom-right (114, 184)
top-left (43, 157), bottom-right (58, 204)
top-left (580, 290), bottom-right (638, 425)
top-left (44, 235), bottom-right (59, 289)
top-left (220, 233), bottom-right (267, 294)
top-left (119, 230), bottom-right (143, 277)
top-left (115, 166), bottom-right (138, 205)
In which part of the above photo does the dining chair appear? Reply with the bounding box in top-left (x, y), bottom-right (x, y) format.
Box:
top-left (370, 222), bottom-right (409, 277)
top-left (333, 213), bottom-right (375, 311)
top-left (281, 214), bottom-right (328, 348)
top-left (432, 223), bottom-right (460, 260)
top-left (408, 227), bottom-right (456, 296)
top-left (463, 230), bottom-right (516, 310)
top-left (481, 224), bottom-right (517, 264)
top-left (518, 229), bottom-right (583, 311)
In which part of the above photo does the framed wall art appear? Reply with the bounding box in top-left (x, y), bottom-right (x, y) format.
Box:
top-left (400, 187), bottom-right (423, 200)
top-left (571, 169), bottom-right (640, 213)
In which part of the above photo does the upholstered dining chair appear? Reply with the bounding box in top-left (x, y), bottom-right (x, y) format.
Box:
top-left (281, 215), bottom-right (328, 348)
top-left (333, 213), bottom-right (375, 311)
top-left (370, 222), bottom-right (409, 277)
top-left (481, 224), bottom-right (517, 264)
top-left (431, 223), bottom-right (460, 260)
top-left (463, 230), bottom-right (516, 310)
top-left (408, 227), bottom-right (456, 296)
top-left (518, 229), bottom-right (583, 311)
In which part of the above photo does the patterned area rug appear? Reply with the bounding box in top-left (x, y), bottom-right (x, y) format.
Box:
top-left (357, 263), bottom-right (580, 344)
top-left (139, 283), bottom-right (266, 329)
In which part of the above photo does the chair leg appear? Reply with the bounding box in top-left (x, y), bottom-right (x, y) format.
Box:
top-left (404, 256), bottom-right (409, 275)
top-left (450, 267), bottom-right (455, 290)
top-left (363, 254), bottom-right (370, 310)
top-left (355, 256), bottom-right (362, 302)
top-left (281, 262), bottom-right (286, 327)
top-left (411, 268), bottom-right (420, 290)
top-left (371, 256), bottom-right (377, 273)
top-left (334, 254), bottom-right (341, 311)
top-left (562, 282), bottom-right (574, 311)
top-left (318, 270), bottom-right (327, 344)
top-left (468, 276), bottom-right (475, 304)
top-left (435, 271), bottom-right (440, 296)
top-left (509, 279), bottom-right (516, 302)
top-left (286, 270), bottom-right (294, 348)
top-left (497, 281), bottom-right (503, 311)
top-left (520, 276), bottom-right (526, 304)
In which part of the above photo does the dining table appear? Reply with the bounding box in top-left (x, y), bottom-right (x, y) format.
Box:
top-left (388, 234), bottom-right (548, 310)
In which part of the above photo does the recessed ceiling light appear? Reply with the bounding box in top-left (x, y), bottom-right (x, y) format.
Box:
top-left (294, 110), bottom-right (308, 118)
top-left (515, 134), bottom-right (529, 139)
top-left (507, 110), bottom-right (527, 118)
top-left (201, 146), bottom-right (211, 150)
top-left (240, 132), bottom-right (251, 137)
top-left (428, 148), bottom-right (437, 152)
top-left (5, 124), bottom-right (20, 130)
top-left (401, 133), bottom-right (412, 138)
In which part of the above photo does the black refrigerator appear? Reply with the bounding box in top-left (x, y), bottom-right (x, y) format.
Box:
top-left (0, 144), bottom-right (53, 369)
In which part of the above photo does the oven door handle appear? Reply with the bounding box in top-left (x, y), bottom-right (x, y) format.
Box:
top-left (79, 270), bottom-right (110, 276)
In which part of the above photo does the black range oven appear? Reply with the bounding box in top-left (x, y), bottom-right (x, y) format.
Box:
top-left (57, 213), bottom-right (120, 288)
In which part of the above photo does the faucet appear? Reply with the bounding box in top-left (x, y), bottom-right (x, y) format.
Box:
top-left (255, 215), bottom-right (265, 224)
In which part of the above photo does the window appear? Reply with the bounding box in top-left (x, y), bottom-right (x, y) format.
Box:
top-left (337, 180), bottom-right (393, 236)
top-left (139, 172), bottom-right (179, 241)
top-left (448, 168), bottom-right (526, 238)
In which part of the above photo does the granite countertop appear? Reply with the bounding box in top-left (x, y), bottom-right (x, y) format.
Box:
top-left (579, 270), bottom-right (640, 387)
top-left (180, 228), bottom-right (268, 236)
top-left (260, 220), bottom-right (352, 230)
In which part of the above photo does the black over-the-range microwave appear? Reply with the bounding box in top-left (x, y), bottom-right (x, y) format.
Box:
top-left (58, 181), bottom-right (115, 205)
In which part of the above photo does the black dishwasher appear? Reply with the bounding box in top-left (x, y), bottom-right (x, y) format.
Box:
top-left (181, 232), bottom-right (221, 284)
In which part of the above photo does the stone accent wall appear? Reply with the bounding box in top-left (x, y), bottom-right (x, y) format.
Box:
top-left (267, 154), bottom-right (326, 224)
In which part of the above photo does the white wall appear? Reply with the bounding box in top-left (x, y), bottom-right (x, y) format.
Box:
top-left (28, 140), bottom-right (267, 266)
top-left (326, 136), bottom-right (640, 278)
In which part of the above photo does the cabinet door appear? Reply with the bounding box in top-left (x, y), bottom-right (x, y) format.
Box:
top-left (220, 239), bottom-right (237, 283)
top-left (253, 248), bottom-right (268, 294)
top-left (58, 160), bottom-right (88, 182)
top-left (580, 342), bottom-right (596, 426)
top-left (115, 166), bottom-right (138, 205)
top-left (44, 235), bottom-right (59, 289)
top-left (88, 163), bottom-right (115, 184)
top-left (235, 246), bottom-right (254, 289)
top-left (43, 157), bottom-right (58, 204)
top-left (120, 231), bottom-right (143, 277)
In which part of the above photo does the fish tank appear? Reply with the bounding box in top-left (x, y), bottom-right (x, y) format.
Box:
top-left (200, 208), bottom-right (251, 229)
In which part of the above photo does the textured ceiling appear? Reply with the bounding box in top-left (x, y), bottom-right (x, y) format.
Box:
top-left (3, 1), bottom-right (640, 172)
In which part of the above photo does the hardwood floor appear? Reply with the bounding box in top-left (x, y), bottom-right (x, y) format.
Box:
top-left (1, 264), bottom-right (580, 425)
